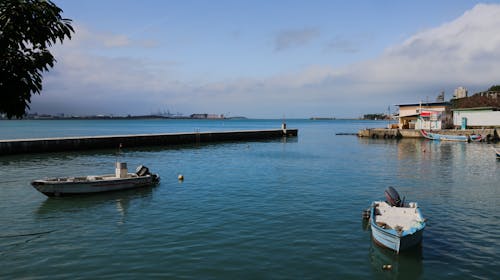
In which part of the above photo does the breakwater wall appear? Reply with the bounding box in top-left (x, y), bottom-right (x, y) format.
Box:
top-left (357, 128), bottom-right (499, 142)
top-left (0, 129), bottom-right (298, 156)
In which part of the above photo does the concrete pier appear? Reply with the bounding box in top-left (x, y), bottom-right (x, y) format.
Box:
top-left (358, 128), bottom-right (499, 141)
top-left (0, 129), bottom-right (298, 156)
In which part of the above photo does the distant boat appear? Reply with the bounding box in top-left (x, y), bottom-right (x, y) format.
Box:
top-left (369, 187), bottom-right (426, 253)
top-left (420, 130), bottom-right (482, 142)
top-left (31, 163), bottom-right (160, 197)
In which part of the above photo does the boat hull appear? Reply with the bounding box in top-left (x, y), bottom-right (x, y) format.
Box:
top-left (371, 221), bottom-right (424, 253)
top-left (420, 129), bottom-right (482, 142)
top-left (420, 129), bottom-right (467, 141)
top-left (370, 202), bottom-right (425, 253)
top-left (31, 175), bottom-right (158, 197)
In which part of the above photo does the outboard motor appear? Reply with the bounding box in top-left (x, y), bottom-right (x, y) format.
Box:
top-left (385, 186), bottom-right (403, 207)
top-left (136, 165), bottom-right (150, 176)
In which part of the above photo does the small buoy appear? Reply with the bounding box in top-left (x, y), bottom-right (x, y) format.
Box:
top-left (178, 174), bottom-right (184, 181)
top-left (382, 264), bottom-right (392, 270)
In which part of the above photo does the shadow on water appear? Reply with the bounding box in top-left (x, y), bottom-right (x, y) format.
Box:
top-left (0, 136), bottom-right (297, 164)
top-left (35, 185), bottom-right (155, 217)
top-left (125, 136), bottom-right (297, 153)
top-left (369, 241), bottom-right (423, 280)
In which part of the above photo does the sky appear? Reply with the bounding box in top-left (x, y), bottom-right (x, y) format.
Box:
top-left (29, 0), bottom-right (500, 118)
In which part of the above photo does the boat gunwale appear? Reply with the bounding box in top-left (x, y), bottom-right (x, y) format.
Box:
top-left (31, 174), bottom-right (155, 185)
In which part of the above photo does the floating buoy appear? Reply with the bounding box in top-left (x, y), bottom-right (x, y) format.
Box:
top-left (178, 174), bottom-right (184, 181)
top-left (382, 264), bottom-right (392, 270)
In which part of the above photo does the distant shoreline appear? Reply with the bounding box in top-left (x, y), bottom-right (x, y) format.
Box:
top-left (1, 115), bottom-right (389, 121)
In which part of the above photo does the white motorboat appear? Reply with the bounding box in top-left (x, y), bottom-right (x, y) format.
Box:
top-left (31, 162), bottom-right (160, 197)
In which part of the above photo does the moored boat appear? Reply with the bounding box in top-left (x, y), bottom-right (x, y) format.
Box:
top-left (469, 134), bottom-right (483, 142)
top-left (420, 129), bottom-right (482, 142)
top-left (31, 162), bottom-right (160, 197)
top-left (369, 187), bottom-right (426, 253)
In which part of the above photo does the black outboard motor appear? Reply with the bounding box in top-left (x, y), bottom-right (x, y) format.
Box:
top-left (385, 186), bottom-right (403, 207)
top-left (136, 165), bottom-right (151, 176)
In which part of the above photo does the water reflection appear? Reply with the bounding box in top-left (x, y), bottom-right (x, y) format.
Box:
top-left (0, 149), bottom-right (118, 165)
top-left (361, 216), bottom-right (370, 231)
top-left (357, 137), bottom-right (402, 146)
top-left (1, 137), bottom-right (293, 167)
top-left (369, 241), bottom-right (423, 280)
top-left (35, 186), bottom-right (155, 219)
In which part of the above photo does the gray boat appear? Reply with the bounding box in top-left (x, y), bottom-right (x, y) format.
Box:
top-left (31, 162), bottom-right (160, 197)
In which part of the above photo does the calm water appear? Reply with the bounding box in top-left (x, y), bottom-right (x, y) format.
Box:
top-left (0, 119), bottom-right (498, 279)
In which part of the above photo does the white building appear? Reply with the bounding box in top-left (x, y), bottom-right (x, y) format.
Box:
top-left (396, 102), bottom-right (451, 130)
top-left (452, 107), bottom-right (500, 128)
top-left (453, 86), bottom-right (468, 99)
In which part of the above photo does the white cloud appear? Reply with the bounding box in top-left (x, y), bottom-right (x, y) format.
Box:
top-left (61, 25), bottom-right (158, 49)
top-left (377, 4), bottom-right (500, 84)
top-left (318, 3), bottom-right (500, 104)
top-left (31, 4), bottom-right (500, 118)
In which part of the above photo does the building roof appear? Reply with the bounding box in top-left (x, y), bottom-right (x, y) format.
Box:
top-left (398, 113), bottom-right (420, 118)
top-left (396, 102), bottom-right (450, 107)
top-left (451, 107), bottom-right (500, 111)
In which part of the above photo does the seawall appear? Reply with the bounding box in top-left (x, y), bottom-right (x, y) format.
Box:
top-left (0, 129), bottom-right (298, 156)
top-left (357, 128), bottom-right (499, 141)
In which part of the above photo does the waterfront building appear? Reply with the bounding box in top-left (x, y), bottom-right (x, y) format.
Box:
top-left (452, 107), bottom-right (500, 128)
top-left (396, 102), bottom-right (451, 130)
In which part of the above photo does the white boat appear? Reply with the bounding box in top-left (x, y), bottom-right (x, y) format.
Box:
top-left (31, 162), bottom-right (160, 197)
top-left (369, 187), bottom-right (426, 253)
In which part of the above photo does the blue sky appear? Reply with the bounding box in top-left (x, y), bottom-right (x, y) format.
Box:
top-left (30, 0), bottom-right (500, 118)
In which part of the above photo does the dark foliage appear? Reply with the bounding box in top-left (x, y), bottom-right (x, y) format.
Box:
top-left (363, 113), bottom-right (389, 120)
top-left (0, 0), bottom-right (73, 119)
top-left (487, 85), bottom-right (500, 91)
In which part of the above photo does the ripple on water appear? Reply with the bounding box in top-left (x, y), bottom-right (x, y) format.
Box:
top-left (0, 121), bottom-right (498, 279)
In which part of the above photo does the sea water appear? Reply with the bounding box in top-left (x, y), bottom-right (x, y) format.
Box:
top-left (0, 119), bottom-right (498, 279)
